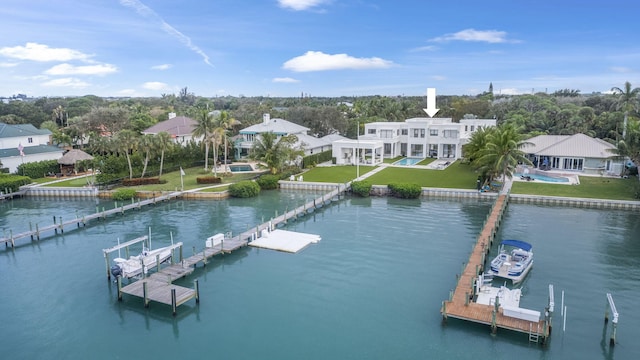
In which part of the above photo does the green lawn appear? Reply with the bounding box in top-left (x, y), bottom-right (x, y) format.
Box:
top-left (364, 162), bottom-right (478, 188)
top-left (510, 176), bottom-right (638, 200)
top-left (301, 166), bottom-right (376, 183)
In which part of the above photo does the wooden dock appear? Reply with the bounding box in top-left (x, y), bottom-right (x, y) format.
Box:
top-left (116, 236), bottom-right (249, 314)
top-left (441, 193), bottom-right (552, 344)
top-left (113, 184), bottom-right (349, 314)
top-left (1, 191), bottom-right (183, 247)
top-left (0, 188), bottom-right (27, 201)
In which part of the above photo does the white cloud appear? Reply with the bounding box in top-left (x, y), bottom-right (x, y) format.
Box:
top-left (117, 89), bottom-right (139, 96)
top-left (283, 51), bottom-right (393, 72)
top-left (0, 62), bottom-right (20, 68)
top-left (498, 88), bottom-right (522, 95)
top-left (431, 75), bottom-right (446, 81)
top-left (151, 64), bottom-right (173, 70)
top-left (44, 63), bottom-right (117, 76)
top-left (610, 66), bottom-right (632, 73)
top-left (273, 77), bottom-right (300, 83)
top-left (430, 29), bottom-right (513, 43)
top-left (41, 78), bottom-right (90, 88)
top-left (0, 42), bottom-right (92, 62)
top-left (120, 0), bottom-right (212, 66)
top-left (410, 45), bottom-right (437, 52)
top-left (142, 81), bottom-right (170, 91)
top-left (278, 0), bottom-right (328, 11)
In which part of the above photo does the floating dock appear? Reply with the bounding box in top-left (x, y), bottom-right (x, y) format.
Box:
top-left (441, 193), bottom-right (553, 344)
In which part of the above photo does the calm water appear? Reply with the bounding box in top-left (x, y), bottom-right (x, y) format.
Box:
top-left (0, 193), bottom-right (638, 360)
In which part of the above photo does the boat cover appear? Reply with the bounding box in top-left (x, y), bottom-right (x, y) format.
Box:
top-left (500, 239), bottom-right (532, 251)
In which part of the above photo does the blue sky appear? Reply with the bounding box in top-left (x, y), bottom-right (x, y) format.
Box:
top-left (1, 0), bottom-right (639, 98)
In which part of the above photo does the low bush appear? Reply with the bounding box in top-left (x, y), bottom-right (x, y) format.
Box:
top-left (388, 183), bottom-right (422, 199)
top-left (122, 177), bottom-right (165, 186)
top-left (112, 188), bottom-right (137, 201)
top-left (256, 174), bottom-right (280, 190)
top-left (351, 181), bottom-right (372, 197)
top-left (0, 174), bottom-right (31, 193)
top-left (228, 180), bottom-right (260, 198)
top-left (197, 176), bottom-right (222, 184)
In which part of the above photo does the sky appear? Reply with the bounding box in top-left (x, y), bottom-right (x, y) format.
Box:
top-left (1, 0), bottom-right (639, 98)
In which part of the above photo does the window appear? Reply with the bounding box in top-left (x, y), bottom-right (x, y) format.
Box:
top-left (28, 137), bottom-right (33, 144)
top-left (412, 129), bottom-right (419, 138)
top-left (470, 125), bottom-right (475, 131)
top-left (429, 129), bottom-right (438, 136)
top-left (380, 130), bottom-right (393, 138)
top-left (465, 125), bottom-right (468, 131)
top-left (410, 144), bottom-right (423, 157)
top-left (443, 130), bottom-right (458, 138)
top-left (420, 129), bottom-right (425, 138)
top-left (563, 158), bottom-right (583, 170)
top-left (401, 129), bottom-right (408, 135)
top-left (368, 129), bottom-right (376, 134)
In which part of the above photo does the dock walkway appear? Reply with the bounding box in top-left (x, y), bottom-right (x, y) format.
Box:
top-left (1, 191), bottom-right (182, 247)
top-left (441, 190), bottom-right (551, 344)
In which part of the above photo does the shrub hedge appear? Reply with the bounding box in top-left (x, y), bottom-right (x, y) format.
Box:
top-left (387, 183), bottom-right (422, 199)
top-left (256, 174), bottom-right (280, 190)
top-left (16, 160), bottom-right (59, 179)
top-left (228, 180), bottom-right (260, 198)
top-left (197, 176), bottom-right (222, 184)
top-left (122, 177), bottom-right (165, 186)
top-left (351, 181), bottom-right (372, 197)
top-left (112, 188), bottom-right (137, 201)
top-left (0, 174), bottom-right (31, 193)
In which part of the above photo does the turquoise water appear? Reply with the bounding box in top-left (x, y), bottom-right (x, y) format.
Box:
top-left (229, 164), bottom-right (253, 172)
top-left (393, 157), bottom-right (422, 166)
top-left (515, 173), bottom-right (569, 183)
top-left (1, 194), bottom-right (638, 359)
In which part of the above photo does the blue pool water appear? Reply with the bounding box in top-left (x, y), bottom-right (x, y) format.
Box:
top-left (393, 157), bottom-right (422, 166)
top-left (515, 172), bottom-right (570, 183)
top-left (229, 164), bottom-right (253, 172)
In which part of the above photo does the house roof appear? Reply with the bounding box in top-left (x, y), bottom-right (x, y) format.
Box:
top-left (0, 144), bottom-right (64, 158)
top-left (0, 122), bottom-right (51, 138)
top-left (523, 133), bottom-right (616, 158)
top-left (142, 116), bottom-right (197, 137)
top-left (58, 149), bottom-right (94, 165)
top-left (320, 133), bottom-right (349, 143)
top-left (295, 133), bottom-right (330, 149)
top-left (240, 118), bottom-right (309, 135)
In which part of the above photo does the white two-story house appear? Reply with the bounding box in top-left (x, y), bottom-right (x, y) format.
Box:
top-left (332, 117), bottom-right (496, 165)
top-left (236, 114), bottom-right (337, 159)
top-left (0, 123), bottom-right (64, 174)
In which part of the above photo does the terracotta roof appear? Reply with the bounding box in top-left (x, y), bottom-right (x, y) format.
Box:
top-left (142, 116), bottom-right (197, 136)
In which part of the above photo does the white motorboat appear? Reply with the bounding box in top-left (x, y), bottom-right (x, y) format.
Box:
top-left (489, 239), bottom-right (533, 285)
top-left (111, 245), bottom-right (174, 279)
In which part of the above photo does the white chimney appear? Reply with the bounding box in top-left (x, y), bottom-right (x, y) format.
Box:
top-left (263, 113), bottom-right (270, 125)
top-left (168, 112), bottom-right (176, 119)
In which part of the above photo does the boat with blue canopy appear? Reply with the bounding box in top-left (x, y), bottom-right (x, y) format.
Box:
top-left (489, 239), bottom-right (533, 284)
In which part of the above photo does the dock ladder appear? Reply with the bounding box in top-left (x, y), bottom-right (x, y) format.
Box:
top-left (529, 323), bottom-right (540, 343)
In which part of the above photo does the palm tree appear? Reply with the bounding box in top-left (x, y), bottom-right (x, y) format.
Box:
top-left (217, 111), bottom-right (240, 171)
top-left (611, 81), bottom-right (640, 139)
top-left (114, 129), bottom-right (139, 179)
top-left (463, 126), bottom-right (496, 167)
top-left (138, 134), bottom-right (155, 178)
top-left (192, 109), bottom-right (215, 170)
top-left (251, 131), bottom-right (300, 174)
top-left (477, 123), bottom-right (532, 186)
top-left (156, 132), bottom-right (173, 177)
top-left (610, 118), bottom-right (640, 179)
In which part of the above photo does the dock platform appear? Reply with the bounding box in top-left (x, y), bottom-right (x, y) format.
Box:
top-left (441, 193), bottom-right (552, 344)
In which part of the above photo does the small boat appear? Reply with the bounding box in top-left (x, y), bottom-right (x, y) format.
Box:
top-left (110, 245), bottom-right (174, 279)
top-left (489, 239), bottom-right (533, 284)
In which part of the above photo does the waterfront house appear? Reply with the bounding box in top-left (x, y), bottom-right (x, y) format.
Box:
top-left (236, 114), bottom-right (334, 159)
top-left (522, 133), bottom-right (625, 176)
top-left (141, 113), bottom-right (200, 145)
top-left (0, 123), bottom-right (64, 174)
top-left (331, 117), bottom-right (496, 165)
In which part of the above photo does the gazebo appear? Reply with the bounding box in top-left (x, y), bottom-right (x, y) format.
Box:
top-left (58, 149), bottom-right (94, 175)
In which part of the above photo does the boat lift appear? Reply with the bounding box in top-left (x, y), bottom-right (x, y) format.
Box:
top-left (604, 293), bottom-right (619, 346)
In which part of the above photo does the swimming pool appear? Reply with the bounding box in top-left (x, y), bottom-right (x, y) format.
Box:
top-left (515, 173), bottom-right (569, 183)
top-left (393, 158), bottom-right (422, 166)
top-left (229, 164), bottom-right (253, 172)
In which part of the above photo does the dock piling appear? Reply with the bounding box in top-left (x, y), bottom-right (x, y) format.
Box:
top-left (171, 288), bottom-right (177, 316)
top-left (194, 279), bottom-right (200, 304)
